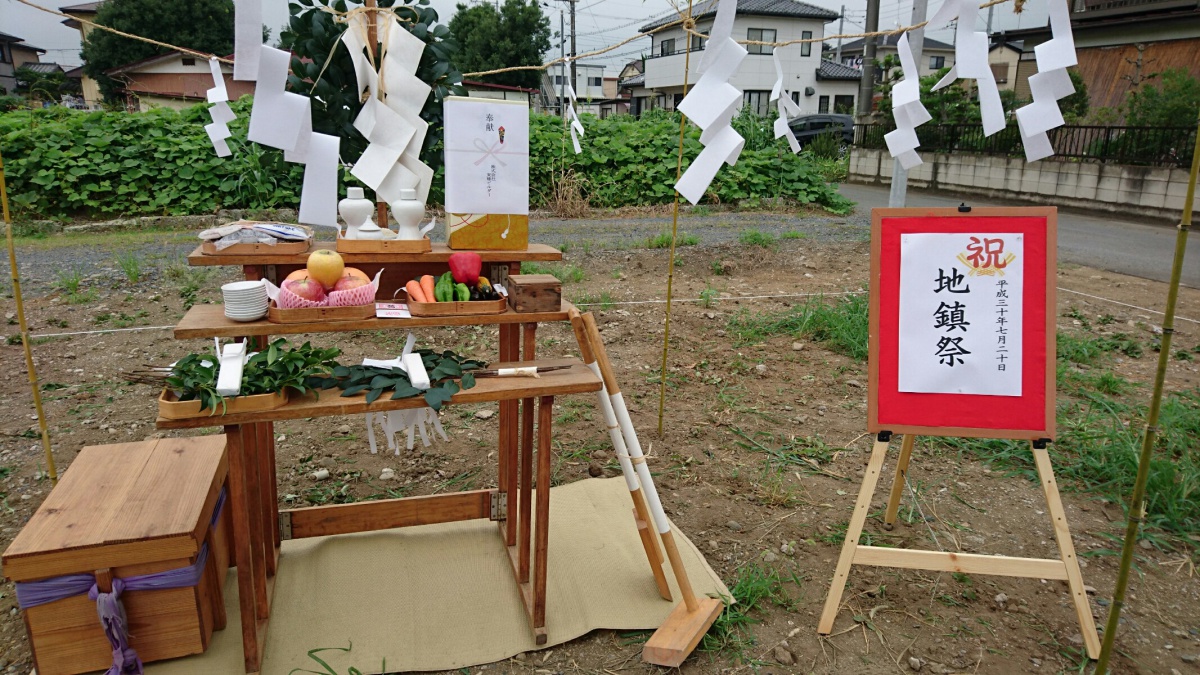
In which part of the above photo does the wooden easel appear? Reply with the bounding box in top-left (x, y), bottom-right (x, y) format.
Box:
top-left (818, 432), bottom-right (1101, 659)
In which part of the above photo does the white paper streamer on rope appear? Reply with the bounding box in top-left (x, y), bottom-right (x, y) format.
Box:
top-left (565, 80), bottom-right (585, 154)
top-left (1014, 0), bottom-right (1078, 161)
top-left (204, 58), bottom-right (234, 157)
top-left (233, 0), bottom-right (261, 81)
top-left (695, 0), bottom-right (738, 76)
top-left (883, 32), bottom-right (933, 170)
top-left (675, 32), bottom-right (746, 204)
top-left (770, 51), bottom-right (802, 154)
top-left (928, 0), bottom-right (1005, 136)
top-left (246, 45), bottom-right (310, 152)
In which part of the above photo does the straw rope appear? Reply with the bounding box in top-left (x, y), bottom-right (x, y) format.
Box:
top-left (11, 0), bottom-right (1020, 79)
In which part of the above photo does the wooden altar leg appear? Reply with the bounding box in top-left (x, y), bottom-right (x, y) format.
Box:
top-left (883, 434), bottom-right (915, 530)
top-left (266, 421), bottom-right (280, 556)
top-left (518, 398), bottom-right (534, 583)
top-left (239, 425), bottom-right (270, 622)
top-left (499, 324), bottom-right (518, 546)
top-left (818, 435), bottom-right (891, 634)
top-left (532, 395), bottom-right (553, 644)
top-left (1032, 443), bottom-right (1101, 659)
top-left (254, 422), bottom-right (277, 577)
top-left (224, 426), bottom-right (262, 673)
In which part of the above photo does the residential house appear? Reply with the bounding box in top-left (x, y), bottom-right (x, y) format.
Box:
top-left (60, 1), bottom-right (103, 106)
top-left (638, 0), bottom-right (858, 117)
top-left (988, 40), bottom-right (1023, 92)
top-left (617, 58), bottom-right (655, 116)
top-left (1000, 0), bottom-right (1200, 112)
top-left (812, 60), bottom-right (861, 113)
top-left (541, 61), bottom-right (606, 114)
top-left (104, 50), bottom-right (254, 112)
top-left (836, 34), bottom-right (957, 78)
top-left (463, 80), bottom-right (539, 107)
top-left (0, 31), bottom-right (47, 94)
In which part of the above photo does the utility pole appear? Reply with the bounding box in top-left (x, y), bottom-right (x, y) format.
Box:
top-left (986, 4), bottom-right (995, 35)
top-left (560, 11), bottom-right (567, 117)
top-left (856, 0), bottom-right (880, 117)
top-left (887, 0), bottom-right (928, 207)
top-left (569, 0), bottom-right (577, 96)
top-left (835, 5), bottom-right (845, 63)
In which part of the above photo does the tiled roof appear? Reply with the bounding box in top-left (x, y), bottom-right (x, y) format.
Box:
top-left (21, 63), bottom-right (66, 74)
top-left (59, 2), bottom-right (103, 12)
top-left (641, 0), bottom-right (839, 31)
top-left (839, 34), bottom-right (955, 52)
top-left (816, 60), bottom-right (862, 80)
top-left (620, 73), bottom-right (646, 87)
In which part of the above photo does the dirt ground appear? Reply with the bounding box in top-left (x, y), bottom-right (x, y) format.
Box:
top-left (0, 229), bottom-right (1198, 675)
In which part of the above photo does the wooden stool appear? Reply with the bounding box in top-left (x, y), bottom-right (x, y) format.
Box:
top-left (2, 436), bottom-right (231, 675)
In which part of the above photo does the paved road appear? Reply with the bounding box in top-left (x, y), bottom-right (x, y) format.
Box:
top-left (838, 183), bottom-right (1200, 288)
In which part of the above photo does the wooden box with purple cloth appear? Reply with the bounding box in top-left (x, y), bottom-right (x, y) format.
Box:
top-left (2, 437), bottom-right (231, 675)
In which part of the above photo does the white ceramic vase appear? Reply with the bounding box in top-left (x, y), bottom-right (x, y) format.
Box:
top-left (338, 187), bottom-right (375, 240)
top-left (391, 189), bottom-right (433, 241)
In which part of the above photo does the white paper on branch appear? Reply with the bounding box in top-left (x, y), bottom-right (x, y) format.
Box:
top-left (444, 97), bottom-right (530, 215)
top-left (246, 45), bottom-right (310, 152)
top-left (297, 133), bottom-right (341, 228)
top-left (897, 232), bottom-right (1024, 396)
top-left (233, 0), bottom-right (262, 81)
top-left (284, 111), bottom-right (313, 164)
top-left (351, 98), bottom-right (417, 189)
top-left (341, 16), bottom-right (377, 97)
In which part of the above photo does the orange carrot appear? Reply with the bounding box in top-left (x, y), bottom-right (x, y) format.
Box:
top-left (405, 280), bottom-right (428, 303)
top-left (419, 275), bottom-right (436, 303)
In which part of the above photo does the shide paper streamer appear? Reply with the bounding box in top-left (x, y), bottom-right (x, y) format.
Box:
top-left (770, 51), bottom-right (802, 154)
top-left (1014, 0), bottom-right (1077, 161)
top-left (928, 0), bottom-right (1005, 137)
top-left (565, 79), bottom-right (585, 154)
top-left (204, 58), bottom-right (234, 157)
top-left (674, 0), bottom-right (745, 205)
top-left (884, 32), bottom-right (932, 169)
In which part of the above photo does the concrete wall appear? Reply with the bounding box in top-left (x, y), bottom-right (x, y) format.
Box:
top-left (849, 147), bottom-right (1197, 221)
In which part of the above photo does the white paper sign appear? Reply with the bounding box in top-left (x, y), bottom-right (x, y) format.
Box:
top-left (443, 97), bottom-right (529, 215)
top-left (898, 233), bottom-right (1024, 396)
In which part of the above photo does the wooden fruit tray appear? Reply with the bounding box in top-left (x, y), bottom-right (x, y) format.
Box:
top-left (201, 239), bottom-right (312, 256)
top-left (267, 301), bottom-right (377, 324)
top-left (398, 290), bottom-right (507, 317)
top-left (335, 234), bottom-right (432, 254)
top-left (158, 388), bottom-right (288, 420)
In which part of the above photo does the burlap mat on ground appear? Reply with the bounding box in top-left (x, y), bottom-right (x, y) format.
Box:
top-left (146, 477), bottom-right (728, 674)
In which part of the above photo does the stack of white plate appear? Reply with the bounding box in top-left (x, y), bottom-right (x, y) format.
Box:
top-left (222, 281), bottom-right (269, 322)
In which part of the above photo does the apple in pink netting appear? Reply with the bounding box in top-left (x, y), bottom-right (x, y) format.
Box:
top-left (333, 275), bottom-right (371, 292)
top-left (283, 277), bottom-right (327, 302)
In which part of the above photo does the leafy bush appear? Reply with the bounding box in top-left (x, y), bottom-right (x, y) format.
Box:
top-left (806, 129), bottom-right (843, 160)
top-left (3, 103), bottom-right (852, 219)
top-left (1, 98), bottom-right (308, 218)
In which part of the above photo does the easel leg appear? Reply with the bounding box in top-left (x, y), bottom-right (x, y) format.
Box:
top-left (884, 434), bottom-right (916, 530)
top-left (1032, 443), bottom-right (1101, 659)
top-left (818, 436), bottom-right (892, 634)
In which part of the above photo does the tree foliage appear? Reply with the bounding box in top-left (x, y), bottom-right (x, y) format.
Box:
top-left (80, 0), bottom-right (235, 102)
top-left (448, 0), bottom-right (551, 90)
top-left (1125, 68), bottom-right (1200, 128)
top-left (279, 0), bottom-right (464, 184)
top-left (15, 67), bottom-right (79, 102)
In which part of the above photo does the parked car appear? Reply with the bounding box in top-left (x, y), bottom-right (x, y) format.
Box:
top-left (787, 114), bottom-right (854, 148)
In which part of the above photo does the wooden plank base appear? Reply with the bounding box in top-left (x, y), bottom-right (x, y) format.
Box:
top-left (284, 490), bottom-right (494, 539)
top-left (641, 597), bottom-right (724, 668)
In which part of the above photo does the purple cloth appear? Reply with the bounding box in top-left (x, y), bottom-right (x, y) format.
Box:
top-left (14, 487), bottom-right (226, 674)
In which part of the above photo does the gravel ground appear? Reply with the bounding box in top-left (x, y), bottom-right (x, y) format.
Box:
top-left (8, 207), bottom-right (867, 297)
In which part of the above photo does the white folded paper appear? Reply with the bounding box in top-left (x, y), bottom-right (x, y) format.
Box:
top-left (674, 34), bottom-right (747, 205)
top-left (204, 58), bottom-right (235, 157)
top-left (883, 32), bottom-right (932, 168)
top-left (246, 45), bottom-right (310, 152)
top-left (564, 81), bottom-right (585, 155)
top-left (928, 0), bottom-right (1005, 137)
top-left (233, 0), bottom-right (262, 81)
top-left (770, 51), bottom-right (802, 154)
top-left (1014, 0), bottom-right (1078, 161)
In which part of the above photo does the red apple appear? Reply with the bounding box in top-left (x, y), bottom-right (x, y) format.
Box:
top-left (333, 275), bottom-right (371, 292)
top-left (283, 277), bottom-right (327, 302)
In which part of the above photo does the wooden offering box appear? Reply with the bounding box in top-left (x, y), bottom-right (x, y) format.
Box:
top-left (399, 290), bottom-right (507, 317)
top-left (3, 437), bottom-right (231, 675)
top-left (158, 388), bottom-right (288, 420)
top-left (335, 234), bottom-right (432, 254)
top-left (507, 274), bottom-right (562, 313)
top-left (200, 238), bottom-right (311, 256)
top-left (267, 300), bottom-right (377, 324)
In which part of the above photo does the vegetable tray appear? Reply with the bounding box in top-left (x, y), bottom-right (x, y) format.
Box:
top-left (398, 290), bottom-right (507, 317)
top-left (335, 235), bottom-right (432, 254)
top-left (267, 301), bottom-right (377, 324)
top-left (158, 388), bottom-right (288, 419)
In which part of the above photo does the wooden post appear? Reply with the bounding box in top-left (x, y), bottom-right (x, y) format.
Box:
top-left (363, 0), bottom-right (389, 228)
top-left (883, 434), bottom-right (915, 530)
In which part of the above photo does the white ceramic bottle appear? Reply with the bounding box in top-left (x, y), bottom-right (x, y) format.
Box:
top-left (391, 188), bottom-right (434, 240)
top-left (338, 187), bottom-right (375, 240)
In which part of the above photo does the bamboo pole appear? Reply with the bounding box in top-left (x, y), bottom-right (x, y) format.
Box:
top-left (657, 0), bottom-right (695, 437)
top-left (0, 150), bottom-right (58, 485)
top-left (1095, 112), bottom-right (1200, 673)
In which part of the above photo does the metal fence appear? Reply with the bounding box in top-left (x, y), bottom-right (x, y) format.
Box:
top-left (854, 124), bottom-right (1197, 168)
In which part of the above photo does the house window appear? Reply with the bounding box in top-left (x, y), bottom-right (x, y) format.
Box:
top-left (655, 94), bottom-right (665, 109)
top-left (660, 38), bottom-right (675, 57)
top-left (690, 31), bottom-right (706, 51)
top-left (930, 55), bottom-right (945, 69)
top-left (834, 94), bottom-right (855, 113)
top-left (0, 45), bottom-right (9, 64)
top-left (791, 91), bottom-right (800, 105)
top-left (742, 90), bottom-right (771, 116)
top-left (747, 28), bottom-right (775, 55)
top-left (181, 56), bottom-right (196, 66)
top-left (990, 63), bottom-right (1009, 83)
top-left (588, 76), bottom-right (602, 87)
top-left (818, 95), bottom-right (829, 113)
top-left (554, 75), bottom-right (565, 85)
top-left (673, 93), bottom-right (684, 109)
top-left (801, 31), bottom-right (813, 57)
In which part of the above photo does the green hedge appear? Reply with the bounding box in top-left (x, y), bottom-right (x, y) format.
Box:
top-left (1, 102), bottom-right (850, 219)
